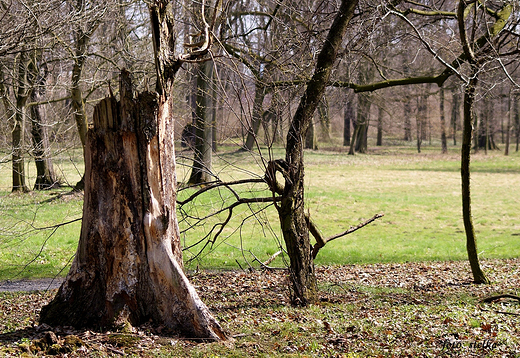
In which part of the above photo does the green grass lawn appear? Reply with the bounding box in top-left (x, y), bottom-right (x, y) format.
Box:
top-left (1, 144), bottom-right (519, 280)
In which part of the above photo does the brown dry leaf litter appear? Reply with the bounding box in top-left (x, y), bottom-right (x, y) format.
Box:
top-left (1, 258), bottom-right (519, 357)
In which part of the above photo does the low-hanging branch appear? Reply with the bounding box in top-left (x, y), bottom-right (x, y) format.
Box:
top-left (177, 178), bottom-right (265, 205)
top-left (309, 213), bottom-right (384, 259)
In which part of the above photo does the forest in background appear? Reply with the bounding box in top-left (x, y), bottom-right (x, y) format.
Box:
top-left (1, 0), bottom-right (520, 195)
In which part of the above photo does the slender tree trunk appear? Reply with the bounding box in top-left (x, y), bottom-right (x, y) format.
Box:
top-left (318, 97), bottom-right (331, 142)
top-left (243, 81), bottom-right (266, 151)
top-left (403, 97), bottom-right (412, 141)
top-left (461, 73), bottom-right (489, 284)
top-left (305, 118), bottom-right (318, 149)
top-left (354, 93), bottom-right (370, 153)
top-left (188, 61), bottom-right (213, 184)
top-left (452, 88), bottom-right (459, 145)
top-left (514, 93), bottom-right (520, 152)
top-left (71, 34), bottom-right (90, 191)
top-left (12, 53), bottom-right (29, 193)
top-left (440, 86), bottom-right (448, 154)
top-left (376, 105), bottom-right (383, 146)
top-left (505, 94), bottom-right (511, 156)
top-left (343, 92), bottom-right (354, 146)
top-left (28, 61), bottom-right (59, 190)
top-left (272, 0), bottom-right (358, 306)
top-left (416, 95), bottom-right (423, 153)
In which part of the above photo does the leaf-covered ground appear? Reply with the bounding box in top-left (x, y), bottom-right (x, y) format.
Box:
top-left (1, 259), bottom-right (519, 357)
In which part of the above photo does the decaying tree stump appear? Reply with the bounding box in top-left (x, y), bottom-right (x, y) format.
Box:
top-left (40, 71), bottom-right (225, 340)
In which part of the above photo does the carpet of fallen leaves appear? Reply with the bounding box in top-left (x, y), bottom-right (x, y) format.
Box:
top-left (1, 258), bottom-right (519, 357)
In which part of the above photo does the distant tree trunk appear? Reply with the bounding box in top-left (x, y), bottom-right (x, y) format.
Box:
top-left (476, 99), bottom-right (497, 151)
top-left (402, 59), bottom-right (412, 142)
top-left (28, 60), bottom-right (59, 190)
top-left (451, 88), bottom-right (459, 145)
top-left (376, 105), bottom-right (383, 146)
top-left (305, 118), bottom-right (318, 149)
top-left (211, 70), bottom-right (218, 152)
top-left (505, 94), bottom-right (511, 156)
top-left (513, 93), bottom-right (520, 152)
top-left (71, 32), bottom-right (91, 191)
top-left (243, 82), bottom-right (266, 151)
top-left (416, 94), bottom-right (425, 153)
top-left (343, 92), bottom-right (354, 146)
top-left (419, 93), bottom-right (428, 141)
top-left (354, 93), bottom-right (370, 153)
top-left (12, 52), bottom-right (29, 193)
top-left (440, 86), bottom-right (448, 154)
top-left (318, 97), bottom-right (331, 142)
top-left (268, 0), bottom-right (358, 306)
top-left (188, 61), bottom-right (213, 184)
top-left (403, 97), bottom-right (412, 141)
top-left (461, 72), bottom-right (489, 285)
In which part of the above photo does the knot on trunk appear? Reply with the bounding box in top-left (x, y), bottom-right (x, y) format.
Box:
top-left (265, 159), bottom-right (290, 195)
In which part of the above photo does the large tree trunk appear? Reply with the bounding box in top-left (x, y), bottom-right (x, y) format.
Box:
top-left (461, 73), bottom-right (489, 284)
top-left (40, 71), bottom-right (225, 339)
top-left (188, 61), bottom-right (213, 184)
top-left (273, 0), bottom-right (358, 306)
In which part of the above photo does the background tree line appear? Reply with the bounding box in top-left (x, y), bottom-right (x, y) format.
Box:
top-left (2, 0), bottom-right (519, 194)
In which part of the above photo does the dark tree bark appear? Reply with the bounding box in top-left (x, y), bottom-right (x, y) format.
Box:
top-left (505, 94), bottom-right (511, 156)
top-left (318, 97), bottom-right (331, 142)
top-left (305, 118), bottom-right (318, 149)
top-left (189, 61), bottom-right (213, 184)
top-left (451, 88), bottom-right (460, 146)
top-left (476, 99), bottom-right (497, 151)
top-left (514, 93), bottom-right (520, 152)
top-left (28, 60), bottom-right (59, 190)
top-left (416, 92), bottom-right (427, 153)
top-left (269, 0), bottom-right (358, 306)
top-left (440, 86), bottom-right (448, 154)
top-left (70, 5), bottom-right (98, 192)
top-left (461, 73), bottom-right (489, 284)
top-left (376, 105), bottom-right (383, 146)
top-left (12, 52), bottom-right (30, 193)
top-left (457, 0), bottom-right (489, 284)
top-left (243, 82), bottom-right (266, 152)
top-left (343, 92), bottom-right (354, 146)
top-left (354, 93), bottom-right (370, 153)
top-left (403, 97), bottom-right (412, 141)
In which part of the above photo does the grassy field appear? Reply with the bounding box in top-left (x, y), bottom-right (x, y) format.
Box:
top-left (1, 144), bottom-right (520, 280)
